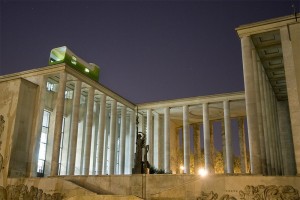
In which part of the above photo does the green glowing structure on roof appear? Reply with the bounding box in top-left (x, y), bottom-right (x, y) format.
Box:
top-left (49, 46), bottom-right (100, 81)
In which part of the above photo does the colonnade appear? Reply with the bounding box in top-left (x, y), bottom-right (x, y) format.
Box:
top-left (30, 68), bottom-right (294, 176)
top-left (141, 98), bottom-right (248, 175)
top-left (240, 32), bottom-right (296, 175)
top-left (34, 72), bottom-right (136, 176)
top-left (34, 68), bottom-right (290, 176)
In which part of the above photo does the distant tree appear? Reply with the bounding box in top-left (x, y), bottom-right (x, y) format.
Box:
top-left (176, 148), bottom-right (247, 174)
top-left (246, 151), bottom-right (251, 173)
top-left (234, 156), bottom-right (241, 173)
top-left (177, 148), bottom-right (183, 173)
top-left (214, 151), bottom-right (224, 174)
top-left (190, 154), bottom-right (194, 174)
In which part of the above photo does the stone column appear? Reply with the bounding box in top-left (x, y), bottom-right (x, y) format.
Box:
top-left (129, 110), bottom-right (136, 173)
top-left (119, 106), bottom-right (127, 174)
top-left (154, 113), bottom-right (164, 169)
top-left (96, 94), bottom-right (106, 175)
top-left (164, 107), bottom-right (170, 173)
top-left (203, 103), bottom-right (212, 173)
top-left (193, 124), bottom-right (201, 173)
top-left (241, 36), bottom-right (261, 174)
top-left (224, 100), bottom-right (233, 173)
top-left (147, 109), bottom-right (154, 165)
top-left (281, 26), bottom-right (300, 175)
top-left (252, 50), bottom-right (267, 175)
top-left (91, 102), bottom-right (100, 175)
top-left (28, 76), bottom-right (47, 177)
top-left (272, 93), bottom-right (282, 175)
top-left (103, 108), bottom-right (110, 175)
top-left (261, 73), bottom-right (272, 175)
top-left (258, 64), bottom-right (271, 175)
top-left (50, 72), bottom-right (67, 176)
top-left (273, 97), bottom-right (283, 175)
top-left (266, 82), bottom-right (276, 175)
top-left (68, 80), bottom-right (82, 175)
top-left (153, 113), bottom-right (159, 168)
top-left (209, 121), bottom-right (215, 173)
top-left (277, 100), bottom-right (296, 175)
top-left (238, 117), bottom-right (247, 173)
top-left (271, 91), bottom-right (281, 175)
top-left (109, 100), bottom-right (117, 175)
top-left (183, 105), bottom-right (190, 174)
top-left (221, 120), bottom-right (227, 173)
top-left (83, 87), bottom-right (95, 175)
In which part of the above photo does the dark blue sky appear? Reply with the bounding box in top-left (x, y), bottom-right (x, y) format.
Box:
top-left (0, 0), bottom-right (298, 103)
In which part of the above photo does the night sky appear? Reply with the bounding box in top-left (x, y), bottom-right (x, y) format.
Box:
top-left (0, 0), bottom-right (299, 104)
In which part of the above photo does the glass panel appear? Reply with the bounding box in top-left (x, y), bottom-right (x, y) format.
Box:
top-left (42, 111), bottom-right (50, 127)
top-left (61, 118), bottom-right (65, 132)
top-left (59, 151), bottom-right (62, 163)
top-left (37, 110), bottom-right (51, 173)
top-left (38, 143), bottom-right (46, 160)
top-left (58, 164), bottom-right (61, 175)
top-left (60, 136), bottom-right (64, 147)
top-left (71, 55), bottom-right (77, 65)
top-left (49, 46), bottom-right (66, 63)
top-left (41, 126), bottom-right (48, 134)
top-left (37, 160), bottom-right (44, 172)
top-left (46, 82), bottom-right (55, 92)
top-left (58, 117), bottom-right (66, 174)
top-left (65, 90), bottom-right (73, 99)
top-left (40, 132), bottom-right (47, 143)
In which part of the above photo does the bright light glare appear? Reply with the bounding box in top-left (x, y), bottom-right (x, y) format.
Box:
top-left (198, 168), bottom-right (208, 177)
top-left (180, 166), bottom-right (185, 170)
top-left (84, 68), bottom-right (90, 73)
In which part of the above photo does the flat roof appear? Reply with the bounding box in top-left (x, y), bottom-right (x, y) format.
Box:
top-left (236, 14), bottom-right (300, 37)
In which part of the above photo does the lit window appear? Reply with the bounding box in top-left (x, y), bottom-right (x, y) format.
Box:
top-left (46, 82), bottom-right (55, 91)
top-left (71, 56), bottom-right (77, 65)
top-left (37, 110), bottom-right (51, 177)
top-left (65, 90), bottom-right (73, 99)
top-left (58, 117), bottom-right (66, 175)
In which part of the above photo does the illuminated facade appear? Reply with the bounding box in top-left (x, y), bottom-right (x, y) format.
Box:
top-left (0, 14), bottom-right (299, 199)
top-left (0, 63), bottom-right (248, 178)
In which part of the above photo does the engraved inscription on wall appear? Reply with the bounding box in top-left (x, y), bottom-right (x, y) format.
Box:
top-left (0, 184), bottom-right (63, 200)
top-left (197, 185), bottom-right (299, 200)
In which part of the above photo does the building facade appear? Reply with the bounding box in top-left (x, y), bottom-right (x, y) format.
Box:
top-left (0, 63), bottom-right (249, 179)
top-left (0, 14), bottom-right (299, 199)
top-left (236, 14), bottom-right (300, 176)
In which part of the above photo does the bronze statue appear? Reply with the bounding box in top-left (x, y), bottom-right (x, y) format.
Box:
top-left (132, 108), bottom-right (150, 174)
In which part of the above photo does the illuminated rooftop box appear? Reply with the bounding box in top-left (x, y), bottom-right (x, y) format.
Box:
top-left (49, 46), bottom-right (100, 81)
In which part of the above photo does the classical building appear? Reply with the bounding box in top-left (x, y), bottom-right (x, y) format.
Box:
top-left (236, 14), bottom-right (300, 176)
top-left (0, 14), bottom-right (299, 200)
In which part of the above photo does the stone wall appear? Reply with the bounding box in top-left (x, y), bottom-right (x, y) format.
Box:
top-left (6, 177), bottom-right (96, 199)
top-left (59, 174), bottom-right (300, 199)
top-left (0, 79), bottom-right (21, 186)
top-left (150, 175), bottom-right (300, 199)
top-left (1, 170), bottom-right (300, 199)
top-left (9, 79), bottom-right (38, 178)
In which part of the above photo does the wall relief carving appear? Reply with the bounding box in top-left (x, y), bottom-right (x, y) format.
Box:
top-left (0, 184), bottom-right (63, 200)
top-left (197, 191), bottom-right (237, 200)
top-left (239, 185), bottom-right (299, 200)
top-left (0, 186), bottom-right (7, 200)
top-left (197, 185), bottom-right (299, 200)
